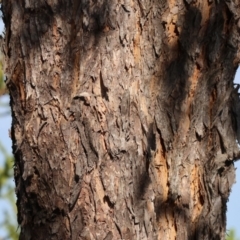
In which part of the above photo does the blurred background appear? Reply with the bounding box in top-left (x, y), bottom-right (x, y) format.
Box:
top-left (0, 8), bottom-right (239, 240)
top-left (0, 9), bottom-right (19, 239)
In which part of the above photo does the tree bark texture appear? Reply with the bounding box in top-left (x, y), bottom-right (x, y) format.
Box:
top-left (2, 0), bottom-right (240, 239)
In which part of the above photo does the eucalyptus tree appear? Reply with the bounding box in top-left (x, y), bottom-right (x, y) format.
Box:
top-left (2, 1), bottom-right (240, 239)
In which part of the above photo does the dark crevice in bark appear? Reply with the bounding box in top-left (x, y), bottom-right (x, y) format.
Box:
top-left (103, 195), bottom-right (114, 208)
top-left (100, 71), bottom-right (109, 101)
top-left (216, 128), bottom-right (227, 154)
top-left (136, 171), bottom-right (151, 199)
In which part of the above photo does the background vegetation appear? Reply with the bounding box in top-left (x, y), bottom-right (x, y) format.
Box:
top-left (0, 52), bottom-right (19, 240)
top-left (227, 229), bottom-right (240, 240)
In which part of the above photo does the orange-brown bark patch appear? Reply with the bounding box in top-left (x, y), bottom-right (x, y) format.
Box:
top-left (133, 22), bottom-right (141, 65)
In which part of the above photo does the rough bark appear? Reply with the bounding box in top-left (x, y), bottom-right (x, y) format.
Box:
top-left (2, 0), bottom-right (240, 239)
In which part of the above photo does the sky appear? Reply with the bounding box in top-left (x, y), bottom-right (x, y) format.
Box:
top-left (0, 14), bottom-right (240, 239)
top-left (227, 68), bottom-right (240, 237)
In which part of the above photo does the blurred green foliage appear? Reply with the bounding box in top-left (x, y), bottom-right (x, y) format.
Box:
top-left (0, 52), bottom-right (19, 239)
top-left (0, 143), bottom-right (19, 240)
top-left (226, 229), bottom-right (240, 240)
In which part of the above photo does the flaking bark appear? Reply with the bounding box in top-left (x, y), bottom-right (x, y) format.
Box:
top-left (2, 0), bottom-right (240, 239)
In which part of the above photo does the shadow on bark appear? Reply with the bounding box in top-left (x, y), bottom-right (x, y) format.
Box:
top-left (136, 3), bottom-right (238, 239)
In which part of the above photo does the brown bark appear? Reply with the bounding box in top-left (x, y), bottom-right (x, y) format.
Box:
top-left (2, 0), bottom-right (240, 239)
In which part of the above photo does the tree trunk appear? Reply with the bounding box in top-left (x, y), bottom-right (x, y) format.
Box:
top-left (2, 0), bottom-right (240, 239)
